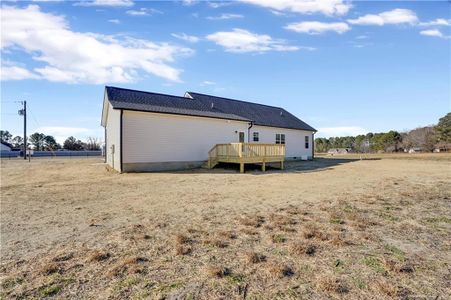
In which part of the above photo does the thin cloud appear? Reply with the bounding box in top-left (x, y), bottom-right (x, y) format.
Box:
top-left (126, 8), bottom-right (162, 16)
top-left (108, 19), bottom-right (120, 24)
top-left (1, 64), bottom-right (40, 81)
top-left (208, 2), bottom-right (231, 9)
top-left (285, 21), bottom-right (350, 35)
top-left (348, 9), bottom-right (418, 26)
top-left (182, 0), bottom-right (197, 6)
top-left (419, 18), bottom-right (451, 27)
top-left (206, 13), bottom-right (243, 20)
top-left (206, 28), bottom-right (300, 53)
top-left (73, 0), bottom-right (134, 7)
top-left (200, 80), bottom-right (216, 86)
top-left (171, 33), bottom-right (200, 43)
top-left (420, 29), bottom-right (449, 39)
top-left (1, 5), bottom-right (193, 83)
top-left (239, 0), bottom-right (351, 16)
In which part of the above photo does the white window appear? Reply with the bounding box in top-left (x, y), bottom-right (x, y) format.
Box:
top-left (276, 134), bottom-right (285, 145)
top-left (253, 132), bottom-right (259, 142)
top-left (305, 136), bottom-right (309, 149)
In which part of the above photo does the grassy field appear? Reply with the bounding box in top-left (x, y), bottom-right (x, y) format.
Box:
top-left (1, 155), bottom-right (450, 299)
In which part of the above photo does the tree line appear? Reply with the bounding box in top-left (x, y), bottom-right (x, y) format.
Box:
top-left (0, 130), bottom-right (101, 151)
top-left (315, 113), bottom-right (450, 153)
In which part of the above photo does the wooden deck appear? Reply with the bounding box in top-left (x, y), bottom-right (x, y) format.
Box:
top-left (208, 143), bottom-right (285, 173)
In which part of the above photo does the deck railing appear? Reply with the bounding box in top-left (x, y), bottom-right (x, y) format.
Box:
top-left (208, 143), bottom-right (285, 172)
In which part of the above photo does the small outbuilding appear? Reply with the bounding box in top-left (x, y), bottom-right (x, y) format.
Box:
top-left (101, 86), bottom-right (316, 172)
top-left (328, 148), bottom-right (352, 155)
top-left (0, 142), bottom-right (12, 151)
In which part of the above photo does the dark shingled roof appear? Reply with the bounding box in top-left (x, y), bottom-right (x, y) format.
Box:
top-left (187, 92), bottom-right (316, 131)
top-left (106, 86), bottom-right (249, 122)
top-left (106, 86), bottom-right (316, 131)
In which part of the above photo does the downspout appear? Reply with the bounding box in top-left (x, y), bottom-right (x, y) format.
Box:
top-left (247, 121), bottom-right (254, 143)
top-left (312, 132), bottom-right (315, 160)
top-left (120, 109), bottom-right (123, 173)
top-left (104, 127), bottom-right (107, 163)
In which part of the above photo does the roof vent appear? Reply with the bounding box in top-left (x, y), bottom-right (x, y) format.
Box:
top-left (211, 102), bottom-right (214, 109)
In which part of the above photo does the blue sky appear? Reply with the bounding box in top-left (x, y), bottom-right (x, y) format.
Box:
top-left (1, 0), bottom-right (450, 143)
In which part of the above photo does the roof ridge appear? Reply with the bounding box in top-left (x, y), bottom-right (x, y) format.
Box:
top-left (187, 91), bottom-right (284, 110)
top-left (106, 86), bottom-right (189, 101)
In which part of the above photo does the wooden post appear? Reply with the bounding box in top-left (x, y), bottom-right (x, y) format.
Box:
top-left (280, 160), bottom-right (284, 170)
top-left (226, 144), bottom-right (229, 160)
top-left (262, 161), bottom-right (266, 172)
top-left (240, 162), bottom-right (244, 173)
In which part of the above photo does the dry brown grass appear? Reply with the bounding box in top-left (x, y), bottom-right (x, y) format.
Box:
top-left (88, 250), bottom-right (110, 262)
top-left (205, 266), bottom-right (230, 278)
top-left (265, 261), bottom-right (294, 278)
top-left (39, 263), bottom-right (63, 275)
top-left (175, 234), bottom-right (190, 244)
top-left (289, 242), bottom-right (317, 256)
top-left (1, 155), bottom-right (450, 299)
top-left (317, 275), bottom-right (349, 294)
top-left (108, 256), bottom-right (147, 277)
top-left (245, 252), bottom-right (266, 264)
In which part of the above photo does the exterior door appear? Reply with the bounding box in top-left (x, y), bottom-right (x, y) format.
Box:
top-left (239, 132), bottom-right (245, 143)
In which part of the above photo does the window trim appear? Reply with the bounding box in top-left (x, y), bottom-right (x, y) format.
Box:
top-left (253, 132), bottom-right (259, 142)
top-left (276, 133), bottom-right (285, 145)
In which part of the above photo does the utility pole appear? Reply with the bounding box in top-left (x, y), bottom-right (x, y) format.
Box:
top-left (18, 101), bottom-right (27, 160)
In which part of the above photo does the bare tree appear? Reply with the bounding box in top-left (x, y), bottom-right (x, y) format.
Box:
top-left (86, 137), bottom-right (101, 151)
top-left (403, 126), bottom-right (436, 152)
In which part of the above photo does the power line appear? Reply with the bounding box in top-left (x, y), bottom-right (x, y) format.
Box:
top-left (27, 105), bottom-right (41, 128)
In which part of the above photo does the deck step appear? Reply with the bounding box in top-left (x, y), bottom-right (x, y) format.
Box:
top-left (201, 160), bottom-right (218, 169)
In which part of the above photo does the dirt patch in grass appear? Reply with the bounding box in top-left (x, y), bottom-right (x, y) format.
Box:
top-left (1, 156), bottom-right (450, 299)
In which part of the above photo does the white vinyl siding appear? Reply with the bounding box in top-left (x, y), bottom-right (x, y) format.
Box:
top-left (105, 101), bottom-right (121, 171)
top-left (122, 111), bottom-right (249, 163)
top-left (251, 125), bottom-right (313, 158)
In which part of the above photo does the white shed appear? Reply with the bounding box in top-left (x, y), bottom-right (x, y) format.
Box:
top-left (1, 142), bottom-right (12, 151)
top-left (101, 86), bottom-right (316, 172)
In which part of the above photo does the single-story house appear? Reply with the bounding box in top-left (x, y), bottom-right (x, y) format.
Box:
top-left (1, 142), bottom-right (12, 151)
top-left (101, 86), bottom-right (316, 172)
top-left (328, 148), bottom-right (352, 155)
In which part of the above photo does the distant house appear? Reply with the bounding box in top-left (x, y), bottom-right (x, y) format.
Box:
top-left (328, 148), bottom-right (352, 155)
top-left (408, 147), bottom-right (422, 153)
top-left (101, 86), bottom-right (316, 172)
top-left (0, 142), bottom-right (12, 151)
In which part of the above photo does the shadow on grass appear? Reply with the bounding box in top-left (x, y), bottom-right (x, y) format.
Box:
top-left (170, 157), bottom-right (381, 175)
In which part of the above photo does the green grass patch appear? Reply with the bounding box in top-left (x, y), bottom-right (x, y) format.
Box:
top-left (40, 284), bottom-right (62, 297)
top-left (424, 217), bottom-right (451, 224)
top-left (330, 218), bottom-right (345, 224)
top-left (377, 212), bottom-right (399, 222)
top-left (155, 282), bottom-right (183, 293)
top-left (120, 276), bottom-right (141, 288)
top-left (1, 277), bottom-right (24, 289)
top-left (362, 256), bottom-right (385, 274)
top-left (226, 273), bottom-right (245, 284)
top-left (272, 234), bottom-right (287, 243)
top-left (384, 244), bottom-right (406, 261)
top-left (352, 277), bottom-right (367, 290)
